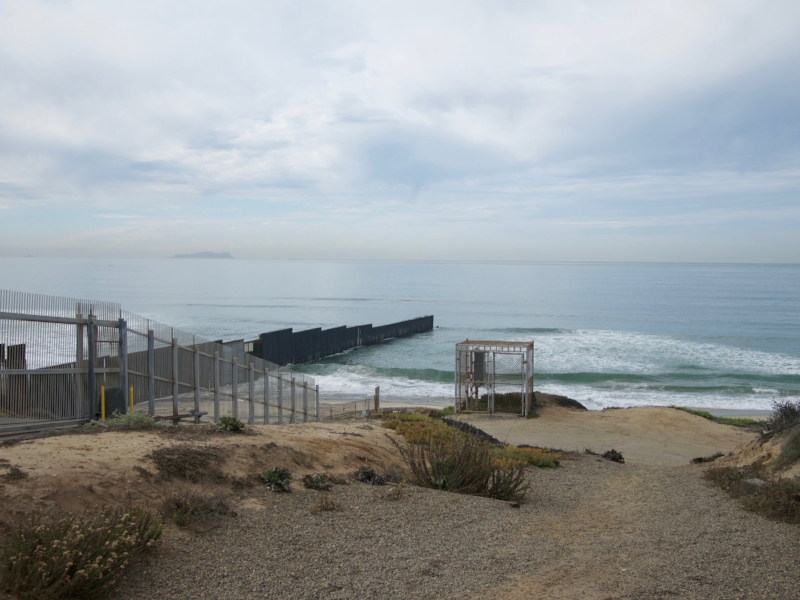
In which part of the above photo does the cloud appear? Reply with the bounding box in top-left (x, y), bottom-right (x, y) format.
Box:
top-left (0, 0), bottom-right (799, 260)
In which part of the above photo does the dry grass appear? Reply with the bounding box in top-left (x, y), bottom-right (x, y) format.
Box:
top-left (313, 495), bottom-right (340, 512)
top-left (147, 444), bottom-right (226, 483)
top-left (0, 505), bottom-right (161, 600)
top-left (162, 490), bottom-right (235, 528)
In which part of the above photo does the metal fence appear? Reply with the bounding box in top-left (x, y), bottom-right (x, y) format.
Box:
top-left (0, 290), bottom-right (317, 435)
top-left (455, 340), bottom-right (533, 416)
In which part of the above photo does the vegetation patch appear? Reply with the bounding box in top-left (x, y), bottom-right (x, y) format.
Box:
top-left (671, 406), bottom-right (761, 428)
top-left (302, 473), bottom-right (333, 491)
top-left (384, 481), bottom-right (406, 501)
top-left (0, 505), bottom-right (161, 600)
top-left (313, 495), bottom-right (339, 512)
top-left (163, 490), bottom-right (234, 527)
top-left (1, 466), bottom-right (28, 483)
top-left (602, 449), bottom-right (625, 464)
top-left (497, 446), bottom-right (561, 468)
top-left (106, 410), bottom-right (160, 430)
top-left (147, 444), bottom-right (226, 483)
top-left (773, 427), bottom-right (800, 471)
top-left (765, 400), bottom-right (800, 435)
top-left (439, 418), bottom-right (504, 447)
top-left (217, 417), bottom-right (245, 433)
top-left (260, 467), bottom-right (292, 492)
top-left (741, 478), bottom-right (800, 524)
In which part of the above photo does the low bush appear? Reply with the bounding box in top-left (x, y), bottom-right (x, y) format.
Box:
top-left (163, 491), bottom-right (234, 527)
top-left (773, 428), bottom-right (800, 471)
top-left (602, 449), bottom-right (625, 464)
top-left (766, 400), bottom-right (800, 435)
top-left (106, 411), bottom-right (160, 430)
top-left (0, 505), bottom-right (161, 600)
top-left (354, 466), bottom-right (386, 486)
top-left (217, 417), bottom-right (245, 433)
top-left (741, 478), bottom-right (800, 524)
top-left (260, 467), bottom-right (292, 492)
top-left (313, 496), bottom-right (339, 512)
top-left (147, 445), bottom-right (226, 483)
top-left (302, 473), bottom-right (333, 491)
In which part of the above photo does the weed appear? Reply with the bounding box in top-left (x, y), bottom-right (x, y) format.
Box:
top-left (1, 466), bottom-right (27, 483)
top-left (765, 400), bottom-right (800, 435)
top-left (354, 466), bottom-right (385, 486)
top-left (302, 473), bottom-right (333, 491)
top-left (313, 495), bottom-right (339, 512)
top-left (147, 444), bottom-right (226, 482)
top-left (162, 490), bottom-right (234, 527)
top-left (773, 427), bottom-right (800, 471)
top-left (217, 417), bottom-right (245, 433)
top-left (671, 406), bottom-right (760, 428)
top-left (384, 482), bottom-right (406, 501)
top-left (0, 505), bottom-right (161, 600)
top-left (106, 410), bottom-right (160, 430)
top-left (260, 467), bottom-right (292, 492)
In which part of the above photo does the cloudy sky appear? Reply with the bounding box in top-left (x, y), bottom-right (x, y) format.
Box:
top-left (1, 0), bottom-right (799, 261)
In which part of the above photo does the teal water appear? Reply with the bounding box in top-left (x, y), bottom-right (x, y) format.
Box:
top-left (1, 258), bottom-right (799, 409)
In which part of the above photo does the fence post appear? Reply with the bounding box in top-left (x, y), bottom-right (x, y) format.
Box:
top-left (315, 385), bottom-right (320, 422)
top-left (147, 330), bottom-right (155, 416)
top-left (213, 351), bottom-right (220, 423)
top-left (118, 318), bottom-right (128, 412)
top-left (374, 385), bottom-right (380, 412)
top-left (172, 338), bottom-right (179, 420)
top-left (193, 342), bottom-right (200, 416)
top-left (290, 376), bottom-right (296, 424)
top-left (87, 315), bottom-right (96, 419)
top-left (278, 374), bottom-right (284, 425)
top-left (264, 371), bottom-right (271, 425)
top-left (75, 307), bottom-right (84, 419)
top-left (302, 381), bottom-right (308, 423)
top-left (232, 355), bottom-right (238, 421)
top-left (248, 363), bottom-right (255, 425)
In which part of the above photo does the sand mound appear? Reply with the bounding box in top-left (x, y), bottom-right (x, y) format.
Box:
top-left (717, 427), bottom-right (800, 479)
top-left (533, 392), bottom-right (587, 411)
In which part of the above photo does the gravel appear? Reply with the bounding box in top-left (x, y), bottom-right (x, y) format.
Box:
top-left (116, 456), bottom-right (800, 600)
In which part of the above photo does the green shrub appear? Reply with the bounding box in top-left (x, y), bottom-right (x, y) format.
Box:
top-left (106, 410), bottom-right (160, 430)
top-left (0, 505), bottom-right (161, 600)
top-left (773, 428), bottom-right (800, 471)
top-left (435, 406), bottom-right (455, 417)
top-left (217, 417), bottom-right (245, 432)
top-left (260, 468), bottom-right (292, 492)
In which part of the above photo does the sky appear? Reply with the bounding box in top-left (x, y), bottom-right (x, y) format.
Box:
top-left (1, 0), bottom-right (799, 262)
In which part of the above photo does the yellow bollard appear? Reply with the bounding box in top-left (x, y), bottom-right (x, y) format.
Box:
top-left (129, 385), bottom-right (134, 413)
top-left (101, 385), bottom-right (106, 420)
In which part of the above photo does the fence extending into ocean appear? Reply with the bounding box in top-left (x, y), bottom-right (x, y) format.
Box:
top-left (0, 290), bottom-right (317, 436)
top-left (254, 315), bottom-right (434, 365)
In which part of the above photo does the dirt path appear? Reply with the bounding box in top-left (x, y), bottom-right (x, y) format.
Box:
top-left (116, 456), bottom-right (799, 600)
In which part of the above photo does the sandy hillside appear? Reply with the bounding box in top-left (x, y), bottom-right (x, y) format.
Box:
top-left (457, 405), bottom-right (757, 465)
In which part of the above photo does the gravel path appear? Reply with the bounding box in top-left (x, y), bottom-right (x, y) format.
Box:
top-left (116, 456), bottom-right (800, 600)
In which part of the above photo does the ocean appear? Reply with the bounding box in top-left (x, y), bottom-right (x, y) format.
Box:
top-left (1, 258), bottom-right (798, 410)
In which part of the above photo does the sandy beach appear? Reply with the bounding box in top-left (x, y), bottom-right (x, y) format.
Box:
top-left (0, 402), bottom-right (797, 599)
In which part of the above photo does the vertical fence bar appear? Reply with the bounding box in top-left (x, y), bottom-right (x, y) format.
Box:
top-left (213, 351), bottom-right (220, 423)
top-left (278, 375), bottom-right (284, 425)
top-left (248, 363), bottom-right (254, 425)
top-left (172, 338), bottom-right (179, 419)
top-left (75, 309), bottom-right (84, 419)
top-left (87, 315), bottom-right (96, 418)
top-left (264, 371), bottom-right (271, 425)
top-left (147, 330), bottom-right (155, 416)
top-left (232, 355), bottom-right (238, 421)
top-left (290, 376), bottom-right (296, 424)
top-left (118, 318), bottom-right (128, 412)
top-left (193, 343), bottom-right (200, 415)
top-left (315, 385), bottom-right (320, 422)
top-left (302, 381), bottom-right (308, 423)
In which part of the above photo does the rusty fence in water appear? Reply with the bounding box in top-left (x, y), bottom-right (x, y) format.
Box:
top-left (0, 290), bottom-right (318, 436)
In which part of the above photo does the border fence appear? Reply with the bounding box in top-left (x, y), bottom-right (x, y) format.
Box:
top-left (0, 290), bottom-right (318, 436)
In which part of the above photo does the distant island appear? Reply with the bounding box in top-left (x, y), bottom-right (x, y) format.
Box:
top-left (172, 252), bottom-right (234, 259)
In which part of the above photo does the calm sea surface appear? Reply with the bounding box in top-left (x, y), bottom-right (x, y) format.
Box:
top-left (2, 258), bottom-right (799, 410)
